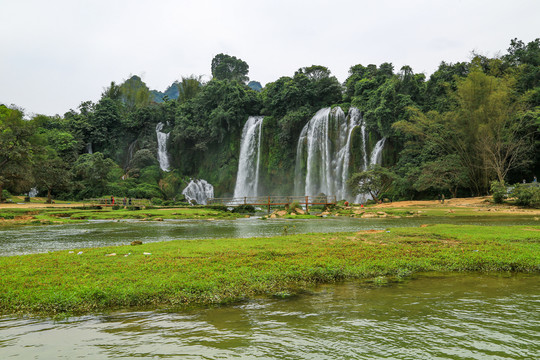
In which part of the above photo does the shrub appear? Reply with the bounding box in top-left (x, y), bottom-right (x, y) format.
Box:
top-left (1, 189), bottom-right (11, 202)
top-left (232, 204), bottom-right (255, 213)
top-left (490, 180), bottom-right (507, 204)
top-left (205, 204), bottom-right (229, 212)
top-left (510, 184), bottom-right (540, 208)
top-left (151, 197), bottom-right (164, 205)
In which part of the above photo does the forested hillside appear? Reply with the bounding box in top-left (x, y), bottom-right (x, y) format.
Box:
top-left (1, 39), bottom-right (539, 204)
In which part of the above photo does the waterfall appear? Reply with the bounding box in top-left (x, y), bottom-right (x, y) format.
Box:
top-left (125, 139), bottom-right (138, 170)
top-left (232, 116), bottom-right (264, 199)
top-left (294, 107), bottom-right (361, 200)
top-left (156, 122), bottom-right (170, 172)
top-left (354, 137), bottom-right (387, 204)
top-left (86, 143), bottom-right (93, 154)
top-left (182, 179), bottom-right (214, 205)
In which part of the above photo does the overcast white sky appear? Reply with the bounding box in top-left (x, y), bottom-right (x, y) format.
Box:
top-left (1, 0), bottom-right (539, 116)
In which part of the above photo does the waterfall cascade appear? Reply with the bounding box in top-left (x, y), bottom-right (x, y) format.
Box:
top-left (294, 106), bottom-right (386, 202)
top-left (232, 116), bottom-right (264, 199)
top-left (182, 179), bottom-right (214, 205)
top-left (354, 137), bottom-right (387, 204)
top-left (156, 122), bottom-right (170, 172)
top-left (294, 107), bottom-right (361, 200)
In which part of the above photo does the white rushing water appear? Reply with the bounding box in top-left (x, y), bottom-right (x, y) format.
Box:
top-left (354, 137), bottom-right (386, 204)
top-left (232, 116), bottom-right (264, 200)
top-left (156, 122), bottom-right (170, 172)
top-left (182, 179), bottom-right (214, 205)
top-left (294, 107), bottom-right (362, 200)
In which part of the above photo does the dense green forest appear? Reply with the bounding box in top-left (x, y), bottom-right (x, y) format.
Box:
top-left (1, 39), bottom-right (539, 204)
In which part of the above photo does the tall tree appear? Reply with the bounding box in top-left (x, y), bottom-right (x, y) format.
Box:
top-left (211, 53), bottom-right (249, 83)
top-left (0, 106), bottom-right (36, 200)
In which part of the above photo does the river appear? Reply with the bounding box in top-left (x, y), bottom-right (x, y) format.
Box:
top-left (1, 274), bottom-right (538, 359)
top-left (0, 215), bottom-right (538, 256)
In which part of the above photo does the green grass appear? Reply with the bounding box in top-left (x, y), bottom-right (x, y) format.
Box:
top-left (1, 224), bottom-right (538, 316)
top-left (0, 207), bottom-right (243, 225)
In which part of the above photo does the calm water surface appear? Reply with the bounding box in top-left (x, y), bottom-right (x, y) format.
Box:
top-left (1, 274), bottom-right (538, 359)
top-left (1, 216), bottom-right (538, 256)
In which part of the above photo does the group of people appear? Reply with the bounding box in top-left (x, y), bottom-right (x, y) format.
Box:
top-left (110, 196), bottom-right (132, 206)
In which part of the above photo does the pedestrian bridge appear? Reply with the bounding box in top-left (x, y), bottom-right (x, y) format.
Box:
top-left (208, 195), bottom-right (337, 212)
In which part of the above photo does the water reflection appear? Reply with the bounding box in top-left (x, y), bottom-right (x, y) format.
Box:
top-left (1, 274), bottom-right (538, 359)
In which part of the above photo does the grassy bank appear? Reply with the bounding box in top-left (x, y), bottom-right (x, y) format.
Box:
top-left (1, 224), bottom-right (538, 316)
top-left (0, 206), bottom-right (244, 226)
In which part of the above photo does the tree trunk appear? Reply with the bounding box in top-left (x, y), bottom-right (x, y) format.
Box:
top-left (47, 188), bottom-right (52, 204)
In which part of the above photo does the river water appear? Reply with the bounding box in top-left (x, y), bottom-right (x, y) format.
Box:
top-left (1, 216), bottom-right (538, 256)
top-left (1, 274), bottom-right (538, 359)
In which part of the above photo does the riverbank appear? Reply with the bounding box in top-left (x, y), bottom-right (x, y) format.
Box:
top-left (2, 196), bottom-right (539, 226)
top-left (1, 224), bottom-right (538, 316)
top-left (0, 206), bottom-right (245, 226)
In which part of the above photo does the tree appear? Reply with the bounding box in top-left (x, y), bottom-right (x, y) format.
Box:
top-left (177, 76), bottom-right (202, 103)
top-left (119, 75), bottom-right (151, 112)
top-left (394, 67), bottom-right (535, 195)
top-left (72, 152), bottom-right (117, 198)
top-left (0, 106), bottom-right (36, 201)
top-left (211, 53), bottom-right (249, 83)
top-left (347, 165), bottom-right (396, 203)
top-left (34, 156), bottom-right (72, 203)
top-left (414, 155), bottom-right (468, 198)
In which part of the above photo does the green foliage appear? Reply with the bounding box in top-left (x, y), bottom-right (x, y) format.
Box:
top-left (490, 180), bottom-right (507, 204)
top-left (510, 184), bottom-right (540, 208)
top-left (347, 165), bottom-right (397, 203)
top-left (232, 204), bottom-right (255, 213)
top-left (72, 153), bottom-right (118, 199)
top-left (177, 76), bottom-right (203, 103)
top-left (119, 75), bottom-right (152, 112)
top-left (0, 105), bottom-right (37, 199)
top-left (127, 183), bottom-right (162, 199)
top-left (211, 53), bottom-right (249, 83)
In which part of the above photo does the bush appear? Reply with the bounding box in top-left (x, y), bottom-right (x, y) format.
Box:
top-left (151, 197), bottom-right (164, 205)
top-left (205, 204), bottom-right (229, 212)
top-left (127, 184), bottom-right (162, 199)
top-left (1, 189), bottom-right (11, 202)
top-left (490, 180), bottom-right (507, 204)
top-left (232, 204), bottom-right (255, 213)
top-left (510, 184), bottom-right (540, 208)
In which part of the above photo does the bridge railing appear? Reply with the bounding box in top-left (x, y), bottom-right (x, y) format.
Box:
top-left (208, 195), bottom-right (336, 212)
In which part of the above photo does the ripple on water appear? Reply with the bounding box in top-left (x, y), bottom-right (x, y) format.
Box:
top-left (1, 274), bottom-right (539, 359)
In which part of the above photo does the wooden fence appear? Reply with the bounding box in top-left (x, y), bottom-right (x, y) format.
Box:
top-left (208, 195), bottom-right (336, 213)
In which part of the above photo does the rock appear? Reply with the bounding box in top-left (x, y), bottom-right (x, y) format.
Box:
top-left (321, 211), bottom-right (331, 216)
top-left (377, 211), bottom-right (387, 216)
top-left (131, 240), bottom-right (143, 246)
top-left (353, 210), bottom-right (365, 215)
top-left (270, 214), bottom-right (277, 219)
top-left (105, 253), bottom-right (117, 257)
top-left (362, 213), bottom-right (377, 218)
top-left (295, 208), bottom-right (305, 215)
top-left (155, 218), bottom-right (164, 221)
top-left (276, 210), bottom-right (287, 217)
